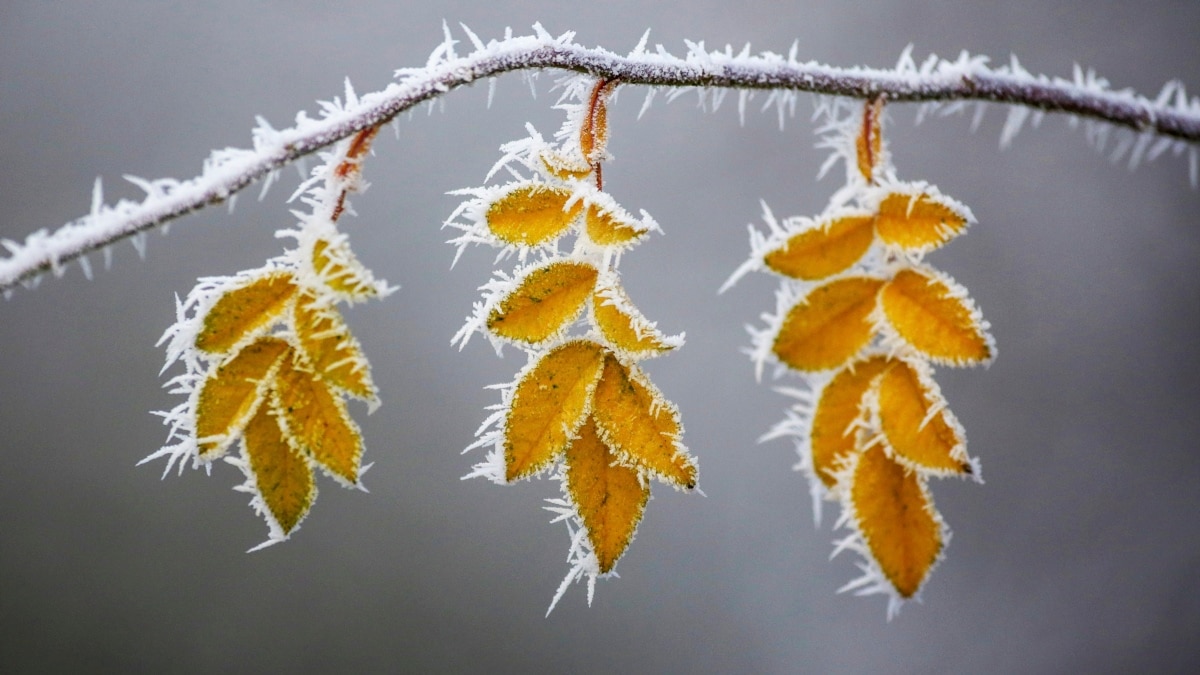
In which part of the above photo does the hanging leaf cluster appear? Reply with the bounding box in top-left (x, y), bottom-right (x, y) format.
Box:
top-left (731, 98), bottom-right (994, 617)
top-left (150, 127), bottom-right (391, 548)
top-left (448, 76), bottom-right (695, 611)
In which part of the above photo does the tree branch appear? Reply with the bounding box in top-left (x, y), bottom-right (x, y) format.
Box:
top-left (3, 25), bottom-right (1198, 293)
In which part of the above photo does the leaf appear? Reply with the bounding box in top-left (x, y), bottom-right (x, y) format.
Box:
top-left (874, 359), bottom-right (971, 475)
top-left (762, 213), bottom-right (875, 280)
top-left (195, 337), bottom-right (291, 460)
top-left (487, 260), bottom-right (598, 344)
top-left (485, 183), bottom-right (582, 247)
top-left (772, 276), bottom-right (884, 372)
top-left (242, 405), bottom-right (316, 536)
top-left (874, 190), bottom-right (969, 251)
top-left (849, 445), bottom-right (943, 598)
top-left (504, 340), bottom-right (607, 482)
top-left (580, 80), bottom-right (614, 163)
top-left (584, 203), bottom-right (649, 247)
top-left (855, 98), bottom-right (885, 182)
top-left (540, 150), bottom-right (591, 181)
top-left (880, 268), bottom-right (994, 366)
top-left (311, 237), bottom-right (379, 301)
top-left (195, 272), bottom-right (297, 353)
top-left (592, 283), bottom-right (678, 358)
top-left (293, 292), bottom-right (377, 402)
top-left (809, 355), bottom-right (891, 488)
top-left (271, 354), bottom-right (364, 486)
top-left (591, 355), bottom-right (697, 489)
top-left (565, 417), bottom-right (649, 573)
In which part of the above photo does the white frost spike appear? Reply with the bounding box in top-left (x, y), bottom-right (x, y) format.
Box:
top-left (999, 105), bottom-right (1029, 149)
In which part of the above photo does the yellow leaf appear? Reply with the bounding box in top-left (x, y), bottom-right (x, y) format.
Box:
top-left (195, 337), bottom-right (291, 460)
top-left (772, 277), bottom-right (884, 372)
top-left (591, 355), bottom-right (697, 489)
top-left (585, 203), bottom-right (648, 247)
top-left (875, 359), bottom-right (971, 475)
top-left (540, 151), bottom-right (591, 181)
top-left (763, 214), bottom-right (875, 280)
top-left (485, 184), bottom-right (582, 247)
top-left (504, 340), bottom-right (607, 482)
top-left (592, 284), bottom-right (677, 358)
top-left (849, 445), bottom-right (943, 598)
top-left (271, 355), bottom-right (364, 486)
top-left (810, 356), bottom-right (891, 488)
top-left (487, 260), bottom-right (599, 344)
top-left (311, 237), bottom-right (379, 301)
top-left (195, 272), bottom-right (297, 353)
top-left (880, 268), bottom-right (993, 366)
top-left (242, 405), bottom-right (316, 536)
top-left (293, 292), bottom-right (377, 402)
top-left (565, 417), bottom-right (649, 573)
top-left (875, 191), bottom-right (969, 251)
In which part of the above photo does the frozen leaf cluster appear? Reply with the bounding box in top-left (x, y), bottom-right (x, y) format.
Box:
top-left (449, 76), bottom-right (695, 612)
top-left (730, 98), bottom-right (994, 617)
top-left (146, 129), bottom-right (392, 548)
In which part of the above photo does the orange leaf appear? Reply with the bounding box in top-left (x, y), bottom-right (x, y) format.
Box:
top-left (195, 337), bottom-right (291, 460)
top-left (874, 190), bottom-right (969, 251)
top-left (540, 151), bottom-right (591, 181)
top-left (242, 405), bottom-right (316, 536)
top-left (591, 355), bottom-right (697, 489)
top-left (504, 340), bottom-right (607, 482)
top-left (880, 268), bottom-right (993, 366)
top-left (580, 80), bottom-right (615, 163)
top-left (293, 292), bottom-right (377, 402)
top-left (763, 214), bottom-right (875, 280)
top-left (855, 97), bottom-right (885, 183)
top-left (487, 260), bottom-right (598, 344)
top-left (271, 355), bottom-right (364, 486)
top-left (565, 417), bottom-right (649, 573)
top-left (810, 356), bottom-right (891, 488)
top-left (195, 272), bottom-right (297, 353)
top-left (311, 237), bottom-right (379, 301)
top-left (485, 184), bottom-right (582, 247)
top-left (773, 277), bottom-right (884, 372)
top-left (875, 359), bottom-right (971, 475)
top-left (585, 203), bottom-right (648, 247)
top-left (849, 445), bottom-right (943, 598)
top-left (592, 284), bottom-right (678, 358)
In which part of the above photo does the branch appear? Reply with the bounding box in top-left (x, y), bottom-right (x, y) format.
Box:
top-left (4, 25), bottom-right (1198, 293)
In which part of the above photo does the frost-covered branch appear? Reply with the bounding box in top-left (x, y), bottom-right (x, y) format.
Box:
top-left (4, 24), bottom-right (1199, 293)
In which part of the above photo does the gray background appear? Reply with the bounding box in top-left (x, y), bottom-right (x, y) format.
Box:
top-left (2, 1), bottom-right (1198, 672)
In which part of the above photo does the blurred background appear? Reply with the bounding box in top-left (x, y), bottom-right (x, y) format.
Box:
top-left (2, 1), bottom-right (1198, 672)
